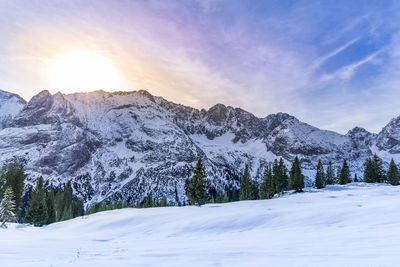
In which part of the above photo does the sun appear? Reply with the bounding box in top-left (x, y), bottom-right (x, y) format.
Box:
top-left (48, 50), bottom-right (124, 93)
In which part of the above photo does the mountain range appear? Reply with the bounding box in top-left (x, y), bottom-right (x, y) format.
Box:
top-left (0, 88), bottom-right (399, 205)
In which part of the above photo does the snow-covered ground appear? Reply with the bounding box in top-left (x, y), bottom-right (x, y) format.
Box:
top-left (2, 183), bottom-right (400, 266)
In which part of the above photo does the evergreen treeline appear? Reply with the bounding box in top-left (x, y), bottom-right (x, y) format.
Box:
top-left (186, 156), bottom-right (305, 205)
top-left (2, 153), bottom-right (400, 226)
top-left (0, 162), bottom-right (86, 227)
top-left (85, 199), bottom-right (129, 215)
top-left (311, 153), bottom-right (400, 190)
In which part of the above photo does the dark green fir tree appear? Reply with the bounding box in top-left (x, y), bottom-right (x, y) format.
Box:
top-left (46, 189), bottom-right (56, 224)
top-left (25, 176), bottom-right (48, 226)
top-left (364, 154), bottom-right (386, 183)
top-left (315, 160), bottom-right (326, 189)
top-left (326, 162), bottom-right (335, 185)
top-left (239, 164), bottom-right (258, 200)
top-left (387, 159), bottom-right (400, 185)
top-left (259, 166), bottom-right (275, 199)
top-left (186, 157), bottom-right (209, 205)
top-left (338, 160), bottom-right (351, 185)
top-left (143, 192), bottom-right (154, 208)
top-left (1, 162), bottom-right (24, 220)
top-left (289, 156), bottom-right (304, 192)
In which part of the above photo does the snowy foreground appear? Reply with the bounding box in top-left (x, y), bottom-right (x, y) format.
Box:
top-left (2, 183), bottom-right (400, 266)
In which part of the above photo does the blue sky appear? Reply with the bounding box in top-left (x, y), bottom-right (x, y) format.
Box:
top-left (0, 0), bottom-right (400, 133)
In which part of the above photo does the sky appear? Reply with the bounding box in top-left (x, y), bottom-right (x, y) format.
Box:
top-left (0, 0), bottom-right (400, 133)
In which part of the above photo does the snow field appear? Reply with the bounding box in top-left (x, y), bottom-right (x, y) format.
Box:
top-left (2, 183), bottom-right (400, 266)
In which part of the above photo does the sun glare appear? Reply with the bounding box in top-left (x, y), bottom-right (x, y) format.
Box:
top-left (48, 50), bottom-right (124, 93)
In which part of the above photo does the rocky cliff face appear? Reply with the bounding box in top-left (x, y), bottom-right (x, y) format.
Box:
top-left (0, 89), bottom-right (398, 205)
top-left (0, 89), bottom-right (26, 129)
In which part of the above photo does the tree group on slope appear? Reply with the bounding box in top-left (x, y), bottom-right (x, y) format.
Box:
top-left (0, 162), bottom-right (85, 227)
top-left (312, 154), bottom-right (400, 190)
top-left (186, 156), bottom-right (306, 205)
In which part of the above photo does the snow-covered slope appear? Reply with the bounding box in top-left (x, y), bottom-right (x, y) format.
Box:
top-left (0, 89), bottom-right (26, 129)
top-left (0, 89), bottom-right (399, 204)
top-left (3, 183), bottom-right (400, 266)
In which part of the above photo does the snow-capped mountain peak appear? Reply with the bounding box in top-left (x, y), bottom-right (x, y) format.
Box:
top-left (0, 89), bottom-right (26, 129)
top-left (0, 89), bottom-right (400, 205)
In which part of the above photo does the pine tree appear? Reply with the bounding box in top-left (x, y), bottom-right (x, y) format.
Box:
top-left (231, 189), bottom-right (239, 202)
top-left (259, 167), bottom-right (275, 199)
top-left (272, 159), bottom-right (279, 194)
top-left (338, 160), bottom-right (351, 185)
top-left (0, 187), bottom-right (16, 228)
top-left (289, 156), bottom-right (304, 192)
top-left (372, 154), bottom-right (386, 183)
top-left (25, 177), bottom-right (48, 226)
top-left (278, 158), bottom-right (288, 192)
top-left (353, 174), bottom-right (359, 182)
top-left (186, 157), bottom-right (209, 205)
top-left (46, 189), bottom-right (56, 224)
top-left (160, 196), bottom-right (168, 207)
top-left (272, 158), bottom-right (289, 195)
top-left (61, 204), bottom-right (72, 221)
top-left (72, 198), bottom-right (84, 218)
top-left (387, 159), bottom-right (400, 185)
top-left (364, 154), bottom-right (386, 183)
top-left (239, 165), bottom-right (257, 200)
top-left (1, 162), bottom-right (24, 220)
top-left (315, 160), bottom-right (326, 189)
top-left (259, 168), bottom-right (269, 200)
top-left (60, 183), bottom-right (73, 221)
top-left (143, 192), bottom-right (153, 208)
top-left (326, 162), bottom-right (335, 185)
top-left (222, 193), bottom-right (229, 203)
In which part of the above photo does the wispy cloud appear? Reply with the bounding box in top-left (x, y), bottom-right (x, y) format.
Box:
top-left (311, 37), bottom-right (360, 71)
top-left (319, 50), bottom-right (382, 82)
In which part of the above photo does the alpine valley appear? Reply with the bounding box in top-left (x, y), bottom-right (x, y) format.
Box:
top-left (0, 89), bottom-right (399, 206)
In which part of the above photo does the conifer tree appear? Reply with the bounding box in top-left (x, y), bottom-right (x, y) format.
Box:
top-left (372, 154), bottom-right (386, 183)
top-left (353, 173), bottom-right (359, 182)
top-left (143, 192), bottom-right (153, 208)
top-left (231, 189), bottom-right (239, 202)
top-left (239, 165), bottom-right (258, 200)
top-left (272, 159), bottom-right (280, 194)
top-left (364, 154), bottom-right (386, 183)
top-left (326, 162), bottom-right (335, 185)
top-left (122, 200), bottom-right (128, 208)
top-left (222, 193), bottom-right (229, 203)
top-left (25, 177), bottom-right (48, 226)
top-left (272, 158), bottom-right (288, 195)
top-left (338, 160), bottom-right (351, 185)
top-left (187, 157), bottom-right (209, 205)
top-left (1, 162), bottom-right (24, 219)
top-left (61, 204), bottom-right (72, 221)
top-left (60, 183), bottom-right (73, 221)
top-left (259, 168), bottom-right (269, 200)
top-left (315, 160), bottom-right (326, 189)
top-left (0, 187), bottom-right (16, 228)
top-left (279, 158), bottom-right (289, 192)
top-left (160, 196), bottom-right (168, 207)
top-left (46, 189), bottom-right (56, 224)
top-left (72, 198), bottom-right (84, 218)
top-left (387, 159), bottom-right (400, 185)
top-left (289, 156), bottom-right (304, 192)
top-left (259, 167), bottom-right (275, 199)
